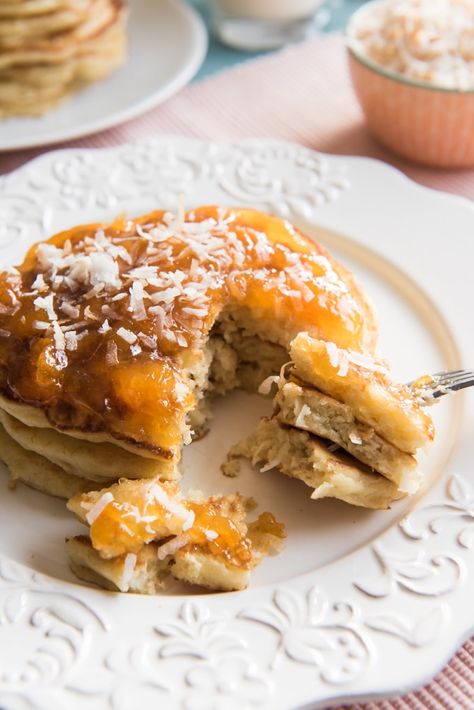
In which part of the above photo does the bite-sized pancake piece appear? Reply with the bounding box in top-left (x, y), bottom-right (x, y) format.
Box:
top-left (274, 380), bottom-right (418, 492)
top-left (66, 535), bottom-right (170, 594)
top-left (0, 410), bottom-right (173, 482)
top-left (68, 478), bottom-right (195, 559)
top-left (67, 477), bottom-right (286, 592)
top-left (0, 207), bottom-right (376, 467)
top-left (67, 536), bottom-right (254, 593)
top-left (0, 422), bottom-right (96, 498)
top-left (290, 333), bottom-right (434, 454)
top-left (171, 549), bottom-right (252, 592)
top-left (229, 417), bottom-right (405, 509)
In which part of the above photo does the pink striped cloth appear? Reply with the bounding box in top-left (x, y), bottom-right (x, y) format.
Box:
top-left (0, 32), bottom-right (473, 709)
top-left (1, 32), bottom-right (474, 200)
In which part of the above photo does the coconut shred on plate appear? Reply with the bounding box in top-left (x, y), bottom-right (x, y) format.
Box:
top-left (348, 0), bottom-right (474, 90)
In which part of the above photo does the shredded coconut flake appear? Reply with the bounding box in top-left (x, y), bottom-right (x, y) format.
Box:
top-left (149, 483), bottom-right (192, 529)
top-left (157, 535), bottom-right (188, 560)
top-left (122, 553), bottom-right (137, 587)
top-left (116, 327), bottom-right (137, 344)
top-left (129, 281), bottom-right (147, 320)
top-left (84, 305), bottom-right (99, 321)
top-left (31, 273), bottom-right (47, 292)
top-left (98, 319), bottom-right (111, 334)
top-left (52, 320), bottom-right (65, 352)
top-left (64, 330), bottom-right (78, 351)
top-left (295, 404), bottom-right (311, 429)
top-left (260, 457), bottom-right (282, 473)
top-left (349, 0), bottom-right (474, 90)
top-left (33, 320), bottom-right (50, 330)
top-left (85, 492), bottom-right (114, 525)
top-left (36, 243), bottom-right (63, 270)
top-left (337, 351), bottom-right (350, 378)
top-left (174, 380), bottom-right (189, 403)
top-left (348, 350), bottom-right (388, 374)
top-left (182, 509), bottom-right (195, 531)
top-left (60, 302), bottom-right (80, 319)
top-left (204, 529), bottom-right (218, 541)
top-left (138, 332), bottom-right (157, 349)
top-left (176, 332), bottom-right (188, 348)
top-left (33, 293), bottom-right (57, 321)
top-left (258, 375), bottom-right (281, 395)
top-left (105, 340), bottom-right (119, 365)
top-left (325, 341), bottom-right (340, 369)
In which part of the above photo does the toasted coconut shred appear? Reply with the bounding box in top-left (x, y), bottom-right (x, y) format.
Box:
top-left (0, 207), bottom-right (355, 415)
top-left (348, 0), bottom-right (474, 90)
top-left (85, 492), bottom-right (114, 525)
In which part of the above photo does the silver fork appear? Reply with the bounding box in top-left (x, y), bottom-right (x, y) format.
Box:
top-left (409, 369), bottom-right (474, 405)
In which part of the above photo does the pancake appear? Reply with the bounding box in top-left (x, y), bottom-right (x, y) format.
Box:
top-left (66, 536), bottom-right (171, 594)
top-left (0, 207), bottom-right (378, 478)
top-left (274, 379), bottom-right (418, 491)
top-left (0, 205), bottom-right (435, 594)
top-left (0, 0), bottom-right (126, 118)
top-left (226, 417), bottom-right (405, 510)
top-left (0, 393), bottom-right (177, 470)
top-left (0, 410), bottom-right (174, 482)
top-left (0, 422), bottom-right (96, 498)
top-left (66, 479), bottom-right (285, 592)
top-left (0, 1), bottom-right (74, 18)
top-left (289, 333), bottom-right (433, 454)
top-left (0, 1), bottom-right (93, 48)
top-left (0, 0), bottom-right (122, 67)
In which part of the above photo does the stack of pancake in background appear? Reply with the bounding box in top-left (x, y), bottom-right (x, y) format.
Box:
top-left (0, 0), bottom-right (127, 118)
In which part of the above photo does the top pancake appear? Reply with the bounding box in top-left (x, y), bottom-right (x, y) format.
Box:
top-left (0, 0), bottom-right (93, 47)
top-left (0, 206), bottom-right (377, 465)
top-left (0, 0), bottom-right (123, 65)
top-left (0, 0), bottom-right (74, 17)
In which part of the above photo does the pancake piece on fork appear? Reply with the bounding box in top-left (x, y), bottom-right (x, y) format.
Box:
top-left (227, 333), bottom-right (433, 508)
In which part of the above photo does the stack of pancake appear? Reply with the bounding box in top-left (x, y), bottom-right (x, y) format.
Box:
top-left (0, 207), bottom-right (436, 593)
top-left (228, 333), bottom-right (434, 510)
top-left (0, 0), bottom-right (127, 118)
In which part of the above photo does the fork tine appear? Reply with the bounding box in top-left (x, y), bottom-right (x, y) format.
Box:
top-left (430, 383), bottom-right (474, 399)
top-left (427, 376), bottom-right (474, 399)
top-left (446, 376), bottom-right (474, 391)
top-left (435, 371), bottom-right (474, 388)
top-left (431, 369), bottom-right (466, 378)
top-left (409, 368), bottom-right (474, 402)
top-left (408, 370), bottom-right (470, 389)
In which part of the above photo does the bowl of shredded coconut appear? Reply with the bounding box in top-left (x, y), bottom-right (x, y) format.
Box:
top-left (346, 0), bottom-right (474, 166)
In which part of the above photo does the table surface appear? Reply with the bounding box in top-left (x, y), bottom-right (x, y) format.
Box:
top-left (190, 0), bottom-right (367, 80)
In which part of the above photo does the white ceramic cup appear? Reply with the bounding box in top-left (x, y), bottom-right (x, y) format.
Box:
top-left (212, 0), bottom-right (329, 50)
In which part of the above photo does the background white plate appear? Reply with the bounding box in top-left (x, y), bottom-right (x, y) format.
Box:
top-left (0, 138), bottom-right (473, 709)
top-left (0, 0), bottom-right (207, 152)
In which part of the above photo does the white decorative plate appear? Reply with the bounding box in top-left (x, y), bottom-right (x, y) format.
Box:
top-left (0, 0), bottom-right (207, 152)
top-left (0, 138), bottom-right (473, 710)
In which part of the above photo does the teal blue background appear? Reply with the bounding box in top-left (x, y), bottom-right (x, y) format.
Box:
top-left (189, 0), bottom-right (367, 80)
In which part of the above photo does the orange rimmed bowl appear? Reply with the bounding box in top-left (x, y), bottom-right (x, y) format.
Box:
top-left (346, 2), bottom-right (474, 168)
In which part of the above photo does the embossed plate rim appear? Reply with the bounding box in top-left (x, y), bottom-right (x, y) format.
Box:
top-left (0, 137), bottom-right (473, 710)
